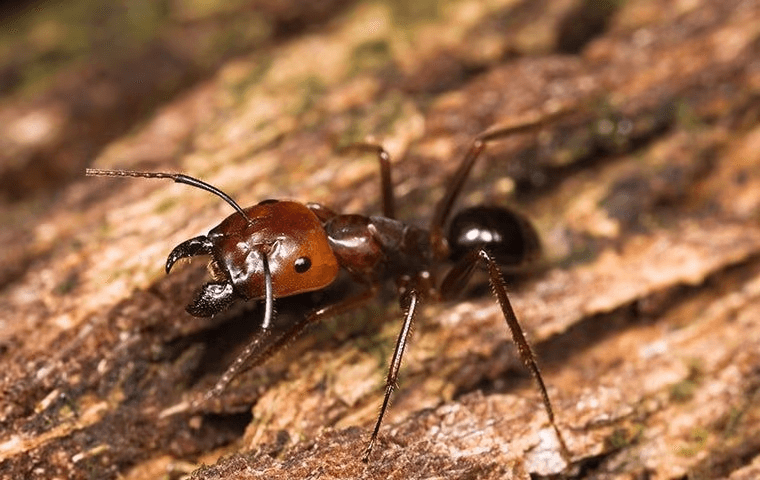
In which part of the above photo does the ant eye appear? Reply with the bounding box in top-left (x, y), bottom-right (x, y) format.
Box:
top-left (294, 256), bottom-right (311, 273)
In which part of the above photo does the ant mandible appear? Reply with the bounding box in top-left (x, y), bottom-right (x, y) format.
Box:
top-left (87, 113), bottom-right (569, 461)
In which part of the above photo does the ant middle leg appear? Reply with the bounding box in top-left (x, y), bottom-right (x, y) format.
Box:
top-left (337, 143), bottom-right (395, 219)
top-left (364, 288), bottom-right (420, 462)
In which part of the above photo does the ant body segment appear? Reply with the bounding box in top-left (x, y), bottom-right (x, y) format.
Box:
top-left (87, 115), bottom-right (568, 461)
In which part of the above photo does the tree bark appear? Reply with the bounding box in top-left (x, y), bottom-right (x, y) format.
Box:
top-left (1, 0), bottom-right (760, 479)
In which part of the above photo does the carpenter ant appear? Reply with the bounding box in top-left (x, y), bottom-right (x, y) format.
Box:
top-left (86, 113), bottom-right (568, 460)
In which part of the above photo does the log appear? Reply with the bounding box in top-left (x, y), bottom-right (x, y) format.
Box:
top-left (1, 0), bottom-right (759, 478)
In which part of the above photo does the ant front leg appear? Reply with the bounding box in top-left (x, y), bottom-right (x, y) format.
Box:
top-left (240, 284), bottom-right (377, 374)
top-left (193, 250), bottom-right (276, 407)
top-left (337, 143), bottom-right (395, 219)
top-left (196, 322), bottom-right (275, 408)
top-left (195, 284), bottom-right (377, 409)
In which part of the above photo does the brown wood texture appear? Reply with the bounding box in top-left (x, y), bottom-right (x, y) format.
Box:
top-left (1, 0), bottom-right (760, 479)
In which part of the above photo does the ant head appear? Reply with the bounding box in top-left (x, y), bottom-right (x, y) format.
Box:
top-left (208, 200), bottom-right (340, 300)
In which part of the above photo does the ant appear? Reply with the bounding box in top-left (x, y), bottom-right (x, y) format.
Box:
top-left (86, 113), bottom-right (569, 461)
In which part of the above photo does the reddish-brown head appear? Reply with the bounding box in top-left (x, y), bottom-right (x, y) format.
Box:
top-left (209, 200), bottom-right (340, 300)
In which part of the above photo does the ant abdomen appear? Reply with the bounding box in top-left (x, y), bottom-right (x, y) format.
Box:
top-left (447, 205), bottom-right (541, 268)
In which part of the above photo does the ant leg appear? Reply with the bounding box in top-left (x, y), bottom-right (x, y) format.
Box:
top-left (239, 284), bottom-right (377, 375)
top-left (337, 143), bottom-right (395, 219)
top-left (439, 254), bottom-right (479, 300)
top-left (477, 248), bottom-right (569, 456)
top-left (429, 111), bottom-right (568, 258)
top-left (195, 328), bottom-right (275, 408)
top-left (364, 289), bottom-right (420, 462)
top-left (195, 250), bottom-right (275, 407)
top-left (195, 285), bottom-right (376, 408)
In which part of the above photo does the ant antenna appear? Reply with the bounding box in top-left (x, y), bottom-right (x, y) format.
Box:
top-left (86, 168), bottom-right (252, 223)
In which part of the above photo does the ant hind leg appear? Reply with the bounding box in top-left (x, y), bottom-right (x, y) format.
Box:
top-left (477, 248), bottom-right (570, 457)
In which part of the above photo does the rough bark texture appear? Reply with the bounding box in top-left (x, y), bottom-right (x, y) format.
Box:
top-left (2, 0), bottom-right (760, 479)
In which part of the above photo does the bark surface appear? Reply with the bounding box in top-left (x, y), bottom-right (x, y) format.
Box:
top-left (1, 1), bottom-right (760, 479)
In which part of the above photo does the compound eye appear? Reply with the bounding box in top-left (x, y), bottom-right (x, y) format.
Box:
top-left (294, 256), bottom-right (311, 273)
